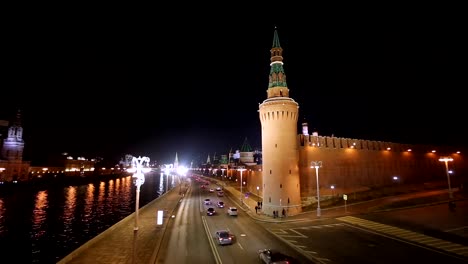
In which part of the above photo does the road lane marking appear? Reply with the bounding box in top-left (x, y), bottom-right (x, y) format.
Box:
top-left (202, 216), bottom-right (222, 264)
top-left (337, 216), bottom-right (468, 257)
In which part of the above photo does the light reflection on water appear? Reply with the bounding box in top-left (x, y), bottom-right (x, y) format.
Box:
top-left (0, 172), bottom-right (175, 263)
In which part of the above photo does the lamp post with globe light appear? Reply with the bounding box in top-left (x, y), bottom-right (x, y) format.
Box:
top-left (129, 156), bottom-right (151, 231)
top-left (127, 156), bottom-right (150, 264)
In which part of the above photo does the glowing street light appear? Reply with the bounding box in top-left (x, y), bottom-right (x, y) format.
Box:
top-left (311, 161), bottom-right (322, 217)
top-left (237, 166), bottom-right (246, 203)
top-left (439, 156), bottom-right (454, 199)
top-left (221, 168), bottom-right (226, 182)
top-left (128, 156), bottom-right (151, 231)
top-left (256, 186), bottom-right (260, 202)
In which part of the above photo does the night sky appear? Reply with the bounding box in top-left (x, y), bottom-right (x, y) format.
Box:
top-left (2, 6), bottom-right (466, 166)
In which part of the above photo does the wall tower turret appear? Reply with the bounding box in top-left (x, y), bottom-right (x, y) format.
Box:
top-left (258, 28), bottom-right (302, 216)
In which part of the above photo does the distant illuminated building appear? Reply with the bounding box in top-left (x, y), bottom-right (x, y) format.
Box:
top-left (0, 109), bottom-right (30, 182)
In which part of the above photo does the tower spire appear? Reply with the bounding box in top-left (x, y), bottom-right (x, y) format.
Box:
top-left (174, 152), bottom-right (179, 168)
top-left (267, 27), bottom-right (289, 98)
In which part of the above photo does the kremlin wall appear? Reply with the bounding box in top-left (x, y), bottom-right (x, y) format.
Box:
top-left (233, 130), bottom-right (466, 215)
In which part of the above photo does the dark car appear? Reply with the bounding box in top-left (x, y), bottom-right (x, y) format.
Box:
top-left (217, 201), bottom-right (225, 208)
top-left (258, 249), bottom-right (299, 264)
top-left (207, 207), bottom-right (216, 216)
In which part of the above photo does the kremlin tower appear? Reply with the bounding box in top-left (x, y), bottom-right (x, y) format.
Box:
top-left (258, 28), bottom-right (302, 216)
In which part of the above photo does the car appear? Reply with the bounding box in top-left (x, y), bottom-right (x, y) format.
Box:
top-left (215, 230), bottom-right (234, 245)
top-left (215, 187), bottom-right (222, 191)
top-left (204, 198), bottom-right (211, 205)
top-left (227, 206), bottom-right (238, 216)
top-left (258, 249), bottom-right (299, 264)
top-left (206, 207), bottom-right (216, 216)
top-left (217, 191), bottom-right (224, 197)
top-left (217, 201), bottom-right (225, 208)
top-left (209, 188), bottom-right (214, 192)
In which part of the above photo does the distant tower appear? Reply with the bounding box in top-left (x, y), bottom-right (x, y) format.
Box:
top-left (302, 120), bottom-right (309, 136)
top-left (206, 154), bottom-right (211, 164)
top-left (174, 152), bottom-right (179, 169)
top-left (258, 28), bottom-right (302, 216)
top-left (239, 137), bottom-right (254, 164)
top-left (1, 109), bottom-right (25, 161)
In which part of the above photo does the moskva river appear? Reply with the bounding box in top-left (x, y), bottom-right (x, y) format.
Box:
top-left (0, 172), bottom-right (176, 263)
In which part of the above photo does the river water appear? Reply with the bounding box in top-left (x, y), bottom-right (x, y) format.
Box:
top-left (0, 171), bottom-right (175, 263)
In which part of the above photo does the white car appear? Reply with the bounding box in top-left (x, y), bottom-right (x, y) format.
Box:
top-left (227, 207), bottom-right (238, 216)
top-left (215, 230), bottom-right (234, 245)
top-left (204, 198), bottom-right (211, 205)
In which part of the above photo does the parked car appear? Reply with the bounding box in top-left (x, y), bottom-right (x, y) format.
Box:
top-left (207, 207), bottom-right (216, 216)
top-left (258, 249), bottom-right (298, 264)
top-left (215, 230), bottom-right (234, 245)
top-left (227, 207), bottom-right (238, 216)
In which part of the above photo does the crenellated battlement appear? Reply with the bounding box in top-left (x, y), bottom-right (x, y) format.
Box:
top-left (298, 134), bottom-right (461, 155)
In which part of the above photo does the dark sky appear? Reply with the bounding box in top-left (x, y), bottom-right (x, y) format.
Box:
top-left (1, 6), bottom-right (466, 166)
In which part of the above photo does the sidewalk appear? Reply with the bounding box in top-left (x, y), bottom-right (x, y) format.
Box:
top-left (210, 176), bottom-right (467, 225)
top-left (57, 184), bottom-right (184, 264)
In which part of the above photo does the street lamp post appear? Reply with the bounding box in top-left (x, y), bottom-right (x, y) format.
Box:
top-left (237, 166), bottom-right (246, 203)
top-left (129, 156), bottom-right (150, 264)
top-left (311, 161), bottom-right (322, 217)
top-left (130, 156), bottom-right (150, 231)
top-left (439, 157), bottom-right (454, 199)
top-left (256, 186), bottom-right (260, 202)
top-left (221, 168), bottom-right (226, 182)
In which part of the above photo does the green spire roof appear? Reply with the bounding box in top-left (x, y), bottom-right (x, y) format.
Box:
top-left (240, 137), bottom-right (252, 152)
top-left (268, 27), bottom-right (287, 88)
top-left (272, 27), bottom-right (281, 48)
